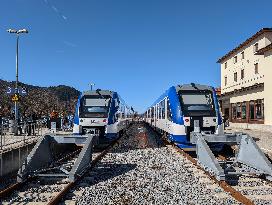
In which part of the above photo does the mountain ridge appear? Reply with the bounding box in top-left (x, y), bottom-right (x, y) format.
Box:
top-left (0, 79), bottom-right (80, 118)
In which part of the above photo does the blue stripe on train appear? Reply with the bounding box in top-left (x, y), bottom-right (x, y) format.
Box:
top-left (106, 133), bottom-right (118, 139)
top-left (168, 134), bottom-right (195, 149)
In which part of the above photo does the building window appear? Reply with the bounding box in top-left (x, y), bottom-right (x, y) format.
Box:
top-left (241, 51), bottom-right (245, 59)
top-left (224, 76), bottom-right (227, 86)
top-left (256, 99), bottom-right (264, 119)
top-left (249, 101), bottom-right (255, 120)
top-left (236, 103), bottom-right (241, 119)
top-left (234, 72), bottom-right (237, 82)
top-left (234, 56), bottom-right (238, 63)
top-left (241, 69), bottom-right (244, 79)
top-left (241, 102), bottom-right (246, 119)
top-left (225, 62), bottom-right (227, 69)
top-left (254, 63), bottom-right (259, 74)
top-left (232, 104), bottom-right (237, 119)
top-left (254, 43), bottom-right (259, 52)
top-left (249, 100), bottom-right (265, 121)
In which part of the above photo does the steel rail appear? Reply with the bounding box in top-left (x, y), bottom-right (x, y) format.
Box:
top-left (0, 133), bottom-right (124, 203)
top-left (160, 134), bottom-right (255, 205)
top-left (47, 131), bottom-right (126, 205)
top-left (0, 176), bottom-right (36, 198)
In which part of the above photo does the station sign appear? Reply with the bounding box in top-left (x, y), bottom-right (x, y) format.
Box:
top-left (6, 87), bottom-right (27, 96)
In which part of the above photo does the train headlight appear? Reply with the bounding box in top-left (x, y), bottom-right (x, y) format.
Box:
top-left (183, 117), bottom-right (190, 126)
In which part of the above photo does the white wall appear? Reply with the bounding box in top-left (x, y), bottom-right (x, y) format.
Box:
top-left (220, 34), bottom-right (270, 94)
top-left (264, 49), bottom-right (272, 125)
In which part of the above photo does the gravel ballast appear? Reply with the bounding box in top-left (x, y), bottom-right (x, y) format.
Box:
top-left (68, 123), bottom-right (239, 205)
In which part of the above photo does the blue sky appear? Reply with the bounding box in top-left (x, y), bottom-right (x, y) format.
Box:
top-left (0, 0), bottom-right (272, 112)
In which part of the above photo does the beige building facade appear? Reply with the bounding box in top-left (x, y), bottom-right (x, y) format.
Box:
top-left (218, 28), bottom-right (272, 130)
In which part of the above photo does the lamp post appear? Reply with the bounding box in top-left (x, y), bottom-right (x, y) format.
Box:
top-left (7, 28), bottom-right (28, 135)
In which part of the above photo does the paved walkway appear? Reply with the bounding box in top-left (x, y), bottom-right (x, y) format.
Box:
top-left (0, 128), bottom-right (48, 152)
top-left (0, 128), bottom-right (74, 152)
top-left (226, 126), bottom-right (272, 157)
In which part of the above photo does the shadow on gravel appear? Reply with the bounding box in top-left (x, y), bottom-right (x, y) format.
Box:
top-left (109, 123), bottom-right (166, 154)
top-left (75, 163), bottom-right (137, 188)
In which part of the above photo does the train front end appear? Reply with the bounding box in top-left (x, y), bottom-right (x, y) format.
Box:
top-left (73, 90), bottom-right (113, 138)
top-left (174, 84), bottom-right (223, 148)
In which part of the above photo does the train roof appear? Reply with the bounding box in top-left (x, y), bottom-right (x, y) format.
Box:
top-left (82, 90), bottom-right (114, 97)
top-left (146, 83), bottom-right (215, 110)
top-left (81, 90), bottom-right (133, 111)
top-left (175, 83), bottom-right (213, 92)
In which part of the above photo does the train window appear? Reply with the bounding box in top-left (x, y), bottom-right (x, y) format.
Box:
top-left (179, 90), bottom-right (215, 117)
top-left (162, 99), bottom-right (166, 119)
top-left (159, 102), bottom-right (162, 119)
top-left (151, 107), bottom-right (154, 118)
top-left (156, 104), bottom-right (159, 119)
top-left (159, 101), bottom-right (162, 119)
top-left (167, 98), bottom-right (172, 121)
top-left (158, 103), bottom-right (161, 119)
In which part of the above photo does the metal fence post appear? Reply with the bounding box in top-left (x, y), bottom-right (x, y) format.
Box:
top-left (24, 124), bottom-right (26, 145)
top-left (1, 121), bottom-right (3, 150)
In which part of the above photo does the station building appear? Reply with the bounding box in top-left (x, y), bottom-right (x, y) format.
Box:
top-left (217, 28), bottom-right (272, 130)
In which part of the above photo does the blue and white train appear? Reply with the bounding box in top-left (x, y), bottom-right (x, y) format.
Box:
top-left (144, 83), bottom-right (223, 149)
top-left (73, 89), bottom-right (133, 140)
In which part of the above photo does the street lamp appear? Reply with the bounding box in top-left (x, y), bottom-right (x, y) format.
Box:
top-left (7, 28), bottom-right (28, 135)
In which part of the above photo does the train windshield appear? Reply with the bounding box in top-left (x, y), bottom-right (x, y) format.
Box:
top-left (80, 95), bottom-right (111, 118)
top-left (179, 90), bottom-right (216, 116)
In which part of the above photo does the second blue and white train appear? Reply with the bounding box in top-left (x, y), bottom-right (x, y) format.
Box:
top-left (73, 89), bottom-right (133, 140)
top-left (144, 83), bottom-right (223, 149)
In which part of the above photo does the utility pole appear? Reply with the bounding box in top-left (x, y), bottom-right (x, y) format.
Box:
top-left (7, 28), bottom-right (28, 135)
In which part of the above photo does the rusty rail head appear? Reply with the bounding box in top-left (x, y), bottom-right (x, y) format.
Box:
top-left (0, 182), bottom-right (22, 198)
top-left (47, 134), bottom-right (124, 205)
top-left (219, 181), bottom-right (254, 205)
top-left (163, 138), bottom-right (255, 205)
top-left (0, 176), bottom-right (35, 198)
top-left (47, 181), bottom-right (74, 205)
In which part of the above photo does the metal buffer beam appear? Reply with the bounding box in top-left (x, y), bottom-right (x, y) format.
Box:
top-left (17, 134), bottom-right (95, 182)
top-left (196, 136), bottom-right (225, 181)
top-left (69, 135), bottom-right (93, 181)
top-left (190, 120), bottom-right (272, 181)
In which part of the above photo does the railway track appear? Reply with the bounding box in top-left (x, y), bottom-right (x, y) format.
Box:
top-left (0, 131), bottom-right (125, 205)
top-left (162, 134), bottom-right (272, 205)
top-left (1, 123), bottom-right (271, 204)
top-left (63, 123), bottom-right (240, 204)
